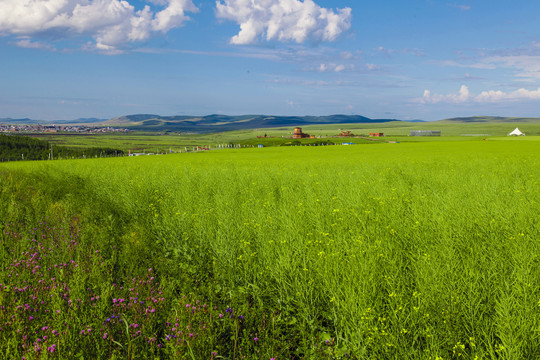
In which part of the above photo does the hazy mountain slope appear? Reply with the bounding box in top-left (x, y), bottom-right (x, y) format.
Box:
top-left (100, 114), bottom-right (404, 132)
top-left (441, 116), bottom-right (540, 123)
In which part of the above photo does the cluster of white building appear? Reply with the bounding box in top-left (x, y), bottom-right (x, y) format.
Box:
top-left (0, 124), bottom-right (131, 134)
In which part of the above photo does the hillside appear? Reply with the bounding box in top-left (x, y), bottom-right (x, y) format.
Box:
top-left (442, 116), bottom-right (540, 123)
top-left (100, 114), bottom-right (403, 132)
top-left (0, 117), bottom-right (106, 125)
top-left (4, 114), bottom-right (540, 135)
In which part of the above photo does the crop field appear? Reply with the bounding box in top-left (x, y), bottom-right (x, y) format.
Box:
top-left (0, 139), bottom-right (539, 359)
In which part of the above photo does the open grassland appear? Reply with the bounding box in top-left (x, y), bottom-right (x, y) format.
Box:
top-left (286, 121), bottom-right (540, 138)
top-left (26, 133), bottom-right (225, 152)
top-left (25, 119), bottom-right (540, 152)
top-left (0, 139), bottom-right (539, 359)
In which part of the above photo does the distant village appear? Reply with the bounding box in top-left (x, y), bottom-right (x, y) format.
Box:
top-left (0, 124), bottom-right (131, 134)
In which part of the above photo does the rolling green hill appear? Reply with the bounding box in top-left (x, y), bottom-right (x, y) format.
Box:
top-left (101, 114), bottom-right (402, 132)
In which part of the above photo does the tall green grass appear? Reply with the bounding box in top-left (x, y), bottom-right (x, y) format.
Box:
top-left (1, 140), bottom-right (539, 359)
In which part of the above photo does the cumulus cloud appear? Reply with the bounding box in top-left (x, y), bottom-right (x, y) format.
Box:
top-left (422, 85), bottom-right (470, 104)
top-left (420, 85), bottom-right (540, 104)
top-left (0, 0), bottom-right (198, 52)
top-left (215, 0), bottom-right (352, 45)
top-left (476, 87), bottom-right (540, 102)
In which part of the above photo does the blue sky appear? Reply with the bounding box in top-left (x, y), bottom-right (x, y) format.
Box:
top-left (1, 0), bottom-right (540, 121)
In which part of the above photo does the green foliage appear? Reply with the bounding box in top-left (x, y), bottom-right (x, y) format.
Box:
top-left (0, 133), bottom-right (124, 161)
top-left (0, 139), bottom-right (539, 359)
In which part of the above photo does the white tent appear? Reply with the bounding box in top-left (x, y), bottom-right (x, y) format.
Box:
top-left (508, 128), bottom-right (525, 136)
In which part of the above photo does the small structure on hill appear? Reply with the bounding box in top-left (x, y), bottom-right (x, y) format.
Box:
top-left (410, 130), bottom-right (441, 136)
top-left (508, 128), bottom-right (525, 136)
top-left (292, 127), bottom-right (310, 139)
top-left (369, 132), bottom-right (384, 137)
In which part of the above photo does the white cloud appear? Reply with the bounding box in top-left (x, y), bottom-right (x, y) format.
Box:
top-left (476, 87), bottom-right (540, 102)
top-left (422, 85), bottom-right (470, 104)
top-left (483, 55), bottom-right (540, 81)
top-left (0, 0), bottom-right (198, 53)
top-left (420, 85), bottom-right (540, 104)
top-left (341, 51), bottom-right (353, 59)
top-left (13, 38), bottom-right (55, 51)
top-left (433, 45), bottom-right (540, 82)
top-left (366, 63), bottom-right (379, 70)
top-left (215, 0), bottom-right (352, 45)
top-left (317, 63), bottom-right (352, 72)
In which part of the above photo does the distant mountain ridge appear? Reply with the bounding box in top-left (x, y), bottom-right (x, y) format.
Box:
top-left (0, 117), bottom-right (106, 125)
top-left (442, 116), bottom-right (540, 123)
top-left (3, 114), bottom-right (540, 133)
top-left (100, 114), bottom-right (407, 132)
top-left (0, 118), bottom-right (39, 124)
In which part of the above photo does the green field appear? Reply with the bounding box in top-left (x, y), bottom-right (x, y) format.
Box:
top-left (24, 119), bottom-right (540, 152)
top-left (0, 138), bottom-right (539, 359)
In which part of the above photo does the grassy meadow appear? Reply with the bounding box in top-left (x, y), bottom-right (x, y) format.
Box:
top-left (25, 119), bottom-right (540, 152)
top-left (0, 138), bottom-right (539, 359)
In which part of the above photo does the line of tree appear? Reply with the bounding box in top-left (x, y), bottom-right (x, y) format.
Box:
top-left (0, 133), bottom-right (124, 161)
